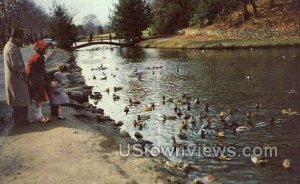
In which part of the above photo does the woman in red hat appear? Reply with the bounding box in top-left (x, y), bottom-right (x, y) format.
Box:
top-left (26, 40), bottom-right (50, 123)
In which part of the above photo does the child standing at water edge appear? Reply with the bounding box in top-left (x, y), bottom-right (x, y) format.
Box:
top-left (50, 71), bottom-right (70, 120)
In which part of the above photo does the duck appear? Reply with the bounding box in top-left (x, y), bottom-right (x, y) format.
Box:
top-left (183, 113), bottom-right (191, 120)
top-left (134, 132), bottom-right (143, 140)
top-left (188, 116), bottom-right (196, 126)
top-left (105, 88), bottom-right (110, 93)
top-left (198, 128), bottom-right (205, 138)
top-left (161, 115), bottom-right (167, 122)
top-left (151, 102), bottom-right (155, 110)
top-left (162, 96), bottom-right (166, 104)
top-left (179, 120), bottom-right (188, 130)
top-left (198, 112), bottom-right (208, 122)
top-left (100, 76), bottom-right (107, 80)
top-left (115, 121), bottom-right (124, 127)
top-left (113, 94), bottom-right (120, 101)
top-left (282, 159), bottom-right (291, 169)
top-left (282, 108), bottom-right (298, 116)
top-left (144, 105), bottom-right (153, 112)
top-left (217, 154), bottom-right (232, 161)
top-left (124, 106), bottom-right (129, 114)
top-left (129, 98), bottom-right (141, 106)
top-left (113, 87), bottom-right (123, 92)
top-left (162, 115), bottom-right (177, 121)
top-left (178, 131), bottom-right (188, 140)
top-left (187, 103), bottom-right (191, 111)
top-left (90, 92), bottom-right (102, 100)
top-left (133, 120), bottom-right (144, 130)
top-left (92, 75), bottom-right (96, 80)
top-left (254, 103), bottom-right (261, 112)
top-left (194, 97), bottom-right (200, 105)
top-left (171, 136), bottom-right (187, 150)
top-left (176, 108), bottom-right (182, 117)
top-left (251, 155), bottom-right (268, 165)
top-left (138, 114), bottom-right (151, 121)
top-left (204, 104), bottom-right (209, 113)
top-left (215, 130), bottom-right (225, 139)
top-left (115, 67), bottom-right (119, 71)
top-left (174, 104), bottom-right (178, 113)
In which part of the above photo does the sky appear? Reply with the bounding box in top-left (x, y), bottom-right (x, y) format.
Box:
top-left (34, 0), bottom-right (115, 25)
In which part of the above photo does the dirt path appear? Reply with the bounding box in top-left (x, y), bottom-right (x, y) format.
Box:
top-left (0, 106), bottom-right (164, 184)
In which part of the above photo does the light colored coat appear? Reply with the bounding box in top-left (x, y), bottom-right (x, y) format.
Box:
top-left (3, 38), bottom-right (30, 106)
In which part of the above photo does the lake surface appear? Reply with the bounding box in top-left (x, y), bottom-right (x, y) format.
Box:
top-left (75, 45), bottom-right (300, 183)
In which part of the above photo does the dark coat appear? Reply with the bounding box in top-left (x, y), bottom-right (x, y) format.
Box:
top-left (26, 52), bottom-right (49, 102)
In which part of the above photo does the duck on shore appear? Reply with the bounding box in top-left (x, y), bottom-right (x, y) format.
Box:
top-left (171, 136), bottom-right (187, 151)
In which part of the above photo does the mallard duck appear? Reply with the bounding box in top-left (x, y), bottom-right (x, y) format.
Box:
top-left (215, 130), bottom-right (225, 139)
top-left (115, 121), bottom-right (124, 127)
top-left (113, 87), bottom-right (123, 92)
top-left (171, 136), bottom-right (187, 149)
top-left (133, 120), bottom-right (144, 130)
top-left (167, 97), bottom-right (174, 103)
top-left (183, 113), bottom-right (191, 120)
top-left (179, 120), bottom-right (188, 130)
top-left (178, 131), bottom-right (188, 140)
top-left (198, 112), bottom-right (208, 122)
top-left (218, 154), bottom-right (232, 161)
top-left (129, 98), bottom-right (133, 106)
top-left (105, 88), bottom-right (110, 93)
top-left (144, 105), bottom-right (152, 112)
top-left (90, 92), bottom-right (102, 100)
top-left (162, 115), bottom-right (167, 122)
top-left (282, 159), bottom-right (291, 169)
top-left (92, 75), bottom-right (96, 80)
top-left (236, 125), bottom-right (251, 132)
top-left (254, 103), bottom-right (261, 112)
top-left (135, 132), bottom-right (143, 140)
top-left (251, 155), bottom-right (268, 165)
top-left (124, 106), bottom-right (129, 114)
top-left (113, 94), bottom-right (120, 101)
top-left (268, 116), bottom-right (275, 126)
top-left (198, 128), bottom-right (205, 138)
top-left (282, 108), bottom-right (298, 116)
top-left (188, 116), bottom-right (196, 126)
top-left (100, 76), bottom-right (107, 80)
top-left (151, 102), bottom-right (155, 110)
top-left (176, 108), bottom-right (182, 117)
top-left (174, 104), bottom-right (178, 113)
top-left (204, 104), bottom-right (209, 113)
top-left (194, 97), bottom-right (200, 105)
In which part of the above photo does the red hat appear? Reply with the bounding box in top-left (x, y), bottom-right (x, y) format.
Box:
top-left (34, 40), bottom-right (48, 51)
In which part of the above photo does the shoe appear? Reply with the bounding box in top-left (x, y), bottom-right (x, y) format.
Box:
top-left (36, 115), bottom-right (51, 123)
top-left (57, 115), bottom-right (66, 120)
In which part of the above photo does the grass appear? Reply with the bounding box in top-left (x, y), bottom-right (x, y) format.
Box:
top-left (138, 37), bottom-right (300, 49)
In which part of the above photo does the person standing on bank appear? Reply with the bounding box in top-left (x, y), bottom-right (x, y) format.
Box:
top-left (50, 71), bottom-right (70, 120)
top-left (3, 29), bottom-right (31, 127)
top-left (26, 40), bottom-right (50, 123)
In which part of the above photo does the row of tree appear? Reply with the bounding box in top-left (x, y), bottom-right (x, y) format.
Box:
top-left (109, 0), bottom-right (300, 41)
top-left (0, 0), bottom-right (105, 49)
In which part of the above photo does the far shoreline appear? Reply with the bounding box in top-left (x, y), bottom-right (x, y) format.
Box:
top-left (138, 37), bottom-right (300, 50)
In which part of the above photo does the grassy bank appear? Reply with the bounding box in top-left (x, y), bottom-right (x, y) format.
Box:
top-left (139, 37), bottom-right (300, 50)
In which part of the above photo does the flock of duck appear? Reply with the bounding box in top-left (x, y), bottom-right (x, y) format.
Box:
top-left (89, 63), bottom-right (298, 169)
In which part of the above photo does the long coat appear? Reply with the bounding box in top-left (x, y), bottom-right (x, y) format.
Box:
top-left (26, 52), bottom-right (49, 102)
top-left (3, 38), bottom-right (30, 106)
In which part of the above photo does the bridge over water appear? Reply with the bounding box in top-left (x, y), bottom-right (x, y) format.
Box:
top-left (72, 38), bottom-right (133, 50)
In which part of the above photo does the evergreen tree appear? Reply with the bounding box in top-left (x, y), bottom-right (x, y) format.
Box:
top-left (49, 1), bottom-right (76, 49)
top-left (110, 0), bottom-right (152, 42)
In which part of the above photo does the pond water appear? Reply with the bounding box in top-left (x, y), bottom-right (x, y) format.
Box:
top-left (75, 45), bottom-right (300, 183)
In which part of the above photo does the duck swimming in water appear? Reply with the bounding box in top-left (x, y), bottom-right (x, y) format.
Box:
top-left (144, 105), bottom-right (153, 112)
top-left (124, 106), bottom-right (129, 115)
top-left (194, 97), bottom-right (200, 105)
top-left (251, 155), bottom-right (268, 165)
top-left (179, 120), bottom-right (188, 131)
